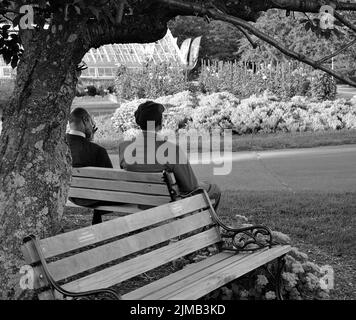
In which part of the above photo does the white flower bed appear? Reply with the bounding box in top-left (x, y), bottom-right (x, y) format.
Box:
top-left (110, 91), bottom-right (356, 137)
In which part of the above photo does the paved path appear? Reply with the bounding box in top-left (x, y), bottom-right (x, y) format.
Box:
top-left (110, 144), bottom-right (356, 192)
top-left (337, 85), bottom-right (356, 100)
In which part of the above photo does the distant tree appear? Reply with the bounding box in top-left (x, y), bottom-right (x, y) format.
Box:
top-left (169, 16), bottom-right (242, 61)
top-left (239, 10), bottom-right (356, 78)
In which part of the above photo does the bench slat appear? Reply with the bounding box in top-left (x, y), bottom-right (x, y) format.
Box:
top-left (72, 167), bottom-right (166, 184)
top-left (62, 228), bottom-right (221, 293)
top-left (47, 210), bottom-right (214, 282)
top-left (71, 177), bottom-right (171, 195)
top-left (27, 195), bottom-right (209, 261)
top-left (65, 200), bottom-right (140, 214)
top-left (123, 252), bottom-right (233, 300)
top-left (68, 188), bottom-right (170, 206)
top-left (152, 245), bottom-right (291, 300)
top-left (132, 250), bottom-right (265, 300)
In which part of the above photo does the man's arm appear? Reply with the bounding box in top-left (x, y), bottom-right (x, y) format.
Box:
top-left (171, 146), bottom-right (199, 194)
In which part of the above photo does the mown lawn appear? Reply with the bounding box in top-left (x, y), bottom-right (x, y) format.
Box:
top-left (218, 190), bottom-right (356, 300)
top-left (64, 190), bottom-right (356, 300)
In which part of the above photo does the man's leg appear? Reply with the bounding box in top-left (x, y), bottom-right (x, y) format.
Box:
top-left (200, 182), bottom-right (222, 210)
top-left (92, 209), bottom-right (105, 225)
top-left (69, 198), bottom-right (112, 225)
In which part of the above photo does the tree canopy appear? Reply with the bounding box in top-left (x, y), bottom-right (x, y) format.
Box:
top-left (238, 9), bottom-right (356, 79)
top-left (1, 0), bottom-right (356, 84)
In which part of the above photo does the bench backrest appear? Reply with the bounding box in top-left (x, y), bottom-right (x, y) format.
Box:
top-left (69, 167), bottom-right (179, 207)
top-left (22, 192), bottom-right (221, 299)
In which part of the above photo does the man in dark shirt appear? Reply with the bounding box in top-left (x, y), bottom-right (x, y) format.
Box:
top-left (66, 107), bottom-right (113, 224)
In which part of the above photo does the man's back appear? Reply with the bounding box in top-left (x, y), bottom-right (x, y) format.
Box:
top-left (66, 134), bottom-right (113, 168)
top-left (119, 135), bottom-right (199, 194)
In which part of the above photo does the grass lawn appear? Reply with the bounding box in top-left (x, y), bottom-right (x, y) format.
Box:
top-left (96, 129), bottom-right (356, 154)
top-left (64, 190), bottom-right (356, 300)
top-left (219, 190), bottom-right (356, 300)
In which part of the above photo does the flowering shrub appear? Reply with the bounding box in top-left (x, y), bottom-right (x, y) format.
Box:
top-left (110, 91), bottom-right (356, 135)
top-left (190, 92), bottom-right (240, 131)
top-left (231, 95), bottom-right (356, 134)
top-left (111, 99), bottom-right (144, 133)
top-left (93, 114), bottom-right (122, 142)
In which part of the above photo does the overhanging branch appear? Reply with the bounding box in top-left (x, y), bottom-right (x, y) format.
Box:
top-left (157, 0), bottom-right (356, 87)
top-left (334, 11), bottom-right (356, 33)
top-left (317, 38), bottom-right (356, 64)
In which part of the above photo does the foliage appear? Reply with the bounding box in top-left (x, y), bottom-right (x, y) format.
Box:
top-left (309, 71), bottom-right (337, 101)
top-left (86, 85), bottom-right (97, 97)
top-left (190, 92), bottom-right (239, 131)
top-left (114, 62), bottom-right (190, 100)
top-left (198, 60), bottom-right (313, 100)
top-left (231, 94), bottom-right (356, 134)
top-left (92, 114), bottom-right (122, 142)
top-left (168, 15), bottom-right (242, 61)
top-left (76, 80), bottom-right (115, 97)
top-left (111, 91), bottom-right (356, 136)
top-left (238, 9), bottom-right (356, 78)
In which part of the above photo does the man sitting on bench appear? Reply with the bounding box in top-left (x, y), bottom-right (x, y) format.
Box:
top-left (67, 107), bottom-right (113, 224)
top-left (119, 101), bottom-right (221, 210)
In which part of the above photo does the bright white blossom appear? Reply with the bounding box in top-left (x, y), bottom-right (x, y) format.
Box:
top-left (265, 291), bottom-right (276, 300)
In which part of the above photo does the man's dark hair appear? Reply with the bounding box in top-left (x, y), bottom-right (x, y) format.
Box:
top-left (69, 107), bottom-right (91, 125)
top-left (135, 101), bottom-right (165, 131)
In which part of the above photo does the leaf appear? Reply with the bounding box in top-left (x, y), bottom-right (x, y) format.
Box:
top-left (11, 55), bottom-right (19, 69)
top-left (305, 22), bottom-right (311, 32)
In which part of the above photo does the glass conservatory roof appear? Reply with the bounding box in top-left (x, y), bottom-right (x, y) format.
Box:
top-left (0, 29), bottom-right (185, 79)
top-left (80, 29), bottom-right (185, 78)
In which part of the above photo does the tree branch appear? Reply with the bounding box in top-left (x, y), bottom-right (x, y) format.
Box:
top-left (268, 0), bottom-right (356, 12)
top-left (317, 38), bottom-right (356, 64)
top-left (236, 26), bottom-right (258, 49)
top-left (334, 11), bottom-right (356, 33)
top-left (85, 13), bottom-right (169, 48)
top-left (156, 0), bottom-right (356, 87)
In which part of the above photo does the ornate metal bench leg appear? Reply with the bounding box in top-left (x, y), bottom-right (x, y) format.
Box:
top-left (275, 256), bottom-right (286, 300)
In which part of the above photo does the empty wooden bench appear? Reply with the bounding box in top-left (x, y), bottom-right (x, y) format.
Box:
top-left (66, 167), bottom-right (179, 215)
top-left (22, 190), bottom-right (291, 300)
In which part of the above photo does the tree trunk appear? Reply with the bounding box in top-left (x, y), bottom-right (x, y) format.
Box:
top-left (0, 28), bottom-right (85, 299)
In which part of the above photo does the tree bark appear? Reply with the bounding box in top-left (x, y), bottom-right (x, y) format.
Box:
top-left (0, 27), bottom-right (85, 299)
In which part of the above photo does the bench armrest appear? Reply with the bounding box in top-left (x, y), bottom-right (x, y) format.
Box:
top-left (23, 234), bottom-right (121, 300)
top-left (196, 191), bottom-right (275, 252)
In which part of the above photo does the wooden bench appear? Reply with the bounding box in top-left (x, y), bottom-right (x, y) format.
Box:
top-left (66, 167), bottom-right (180, 215)
top-left (22, 190), bottom-right (291, 300)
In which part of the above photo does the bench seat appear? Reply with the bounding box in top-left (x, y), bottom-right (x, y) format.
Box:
top-left (123, 246), bottom-right (291, 300)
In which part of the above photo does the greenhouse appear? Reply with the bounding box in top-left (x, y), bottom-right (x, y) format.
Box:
top-left (0, 29), bottom-right (186, 80)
